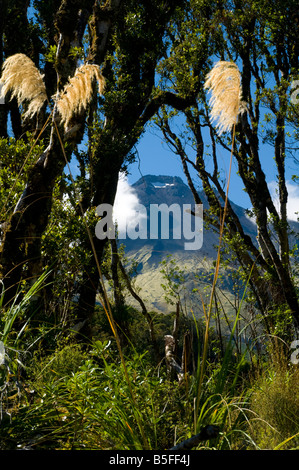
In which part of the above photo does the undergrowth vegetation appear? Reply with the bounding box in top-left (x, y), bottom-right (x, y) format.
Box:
top-left (1, 277), bottom-right (298, 451)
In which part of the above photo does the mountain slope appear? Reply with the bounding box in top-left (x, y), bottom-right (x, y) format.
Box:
top-left (118, 175), bottom-right (258, 314)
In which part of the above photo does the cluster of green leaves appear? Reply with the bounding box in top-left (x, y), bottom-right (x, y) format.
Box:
top-left (40, 176), bottom-right (97, 318)
top-left (160, 255), bottom-right (187, 306)
top-left (0, 135), bottom-right (45, 222)
top-left (0, 270), bottom-right (52, 438)
top-left (0, 339), bottom-right (190, 450)
top-left (0, 340), bottom-right (254, 450)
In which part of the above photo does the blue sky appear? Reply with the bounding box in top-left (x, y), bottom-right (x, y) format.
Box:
top-left (127, 122), bottom-right (299, 218)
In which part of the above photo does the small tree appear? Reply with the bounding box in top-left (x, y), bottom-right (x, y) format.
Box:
top-left (154, 0), bottom-right (299, 340)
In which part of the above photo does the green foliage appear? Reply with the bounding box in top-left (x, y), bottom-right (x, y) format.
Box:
top-left (0, 289), bottom-right (297, 451)
top-left (0, 270), bottom-right (52, 444)
top-left (160, 255), bottom-right (187, 306)
top-left (250, 365), bottom-right (299, 449)
top-left (1, 340), bottom-right (188, 450)
top-left (38, 174), bottom-right (101, 325)
top-left (28, 342), bottom-right (88, 385)
top-left (0, 135), bottom-right (45, 220)
top-left (44, 45), bottom-right (57, 64)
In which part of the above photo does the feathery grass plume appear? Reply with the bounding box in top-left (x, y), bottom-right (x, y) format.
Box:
top-left (204, 61), bottom-right (245, 135)
top-left (55, 64), bottom-right (105, 130)
top-left (195, 61), bottom-right (246, 426)
top-left (0, 53), bottom-right (47, 119)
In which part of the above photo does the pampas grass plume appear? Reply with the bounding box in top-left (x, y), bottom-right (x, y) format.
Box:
top-left (56, 64), bottom-right (105, 129)
top-left (204, 61), bottom-right (245, 135)
top-left (0, 53), bottom-right (47, 119)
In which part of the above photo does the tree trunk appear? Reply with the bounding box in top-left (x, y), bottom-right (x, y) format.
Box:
top-left (0, 139), bottom-right (66, 304)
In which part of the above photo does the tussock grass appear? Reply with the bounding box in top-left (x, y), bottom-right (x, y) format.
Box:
top-left (204, 60), bottom-right (246, 135)
top-left (55, 64), bottom-right (105, 130)
top-left (250, 364), bottom-right (299, 449)
top-left (0, 54), bottom-right (105, 131)
top-left (194, 60), bottom-right (247, 426)
top-left (0, 53), bottom-right (47, 119)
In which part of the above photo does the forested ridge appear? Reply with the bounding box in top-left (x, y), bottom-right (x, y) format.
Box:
top-left (0, 0), bottom-right (299, 451)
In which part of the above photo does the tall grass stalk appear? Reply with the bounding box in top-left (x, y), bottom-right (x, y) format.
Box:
top-left (213, 261), bottom-right (256, 395)
top-left (194, 61), bottom-right (245, 430)
top-left (0, 269), bottom-right (51, 346)
top-left (274, 432), bottom-right (299, 450)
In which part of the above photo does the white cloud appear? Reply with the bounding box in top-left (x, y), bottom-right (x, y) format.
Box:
top-left (113, 173), bottom-right (145, 233)
top-left (269, 180), bottom-right (299, 222)
top-left (286, 183), bottom-right (299, 222)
